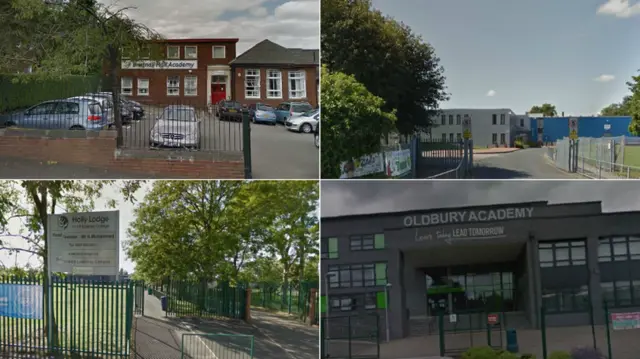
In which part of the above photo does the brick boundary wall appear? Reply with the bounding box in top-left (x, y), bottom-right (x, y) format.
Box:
top-left (0, 128), bottom-right (245, 178)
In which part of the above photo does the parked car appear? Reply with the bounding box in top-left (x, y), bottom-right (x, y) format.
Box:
top-left (314, 121), bottom-right (319, 148)
top-left (0, 99), bottom-right (110, 131)
top-left (97, 92), bottom-right (144, 121)
top-left (85, 93), bottom-right (133, 124)
top-left (150, 105), bottom-right (201, 149)
top-left (217, 100), bottom-right (243, 121)
top-left (274, 102), bottom-right (313, 125)
top-left (247, 103), bottom-right (277, 125)
top-left (286, 108), bottom-right (320, 133)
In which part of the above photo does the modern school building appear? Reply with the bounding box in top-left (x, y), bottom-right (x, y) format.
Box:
top-left (320, 200), bottom-right (640, 340)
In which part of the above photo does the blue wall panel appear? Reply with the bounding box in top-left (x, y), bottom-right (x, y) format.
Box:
top-left (529, 116), bottom-right (633, 142)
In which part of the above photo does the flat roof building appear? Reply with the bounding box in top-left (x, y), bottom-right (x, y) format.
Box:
top-left (320, 200), bottom-right (640, 342)
top-left (429, 109), bottom-right (530, 148)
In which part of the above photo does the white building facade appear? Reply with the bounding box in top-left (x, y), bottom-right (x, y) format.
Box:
top-left (428, 108), bottom-right (531, 148)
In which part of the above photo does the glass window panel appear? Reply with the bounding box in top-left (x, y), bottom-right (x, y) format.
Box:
top-left (555, 242), bottom-right (569, 247)
top-left (601, 282), bottom-right (615, 305)
top-left (613, 241), bottom-right (628, 261)
top-left (612, 237), bottom-right (626, 243)
top-left (571, 246), bottom-right (586, 261)
top-left (339, 268), bottom-right (351, 288)
top-left (559, 291), bottom-right (574, 312)
top-left (363, 265), bottom-right (375, 286)
top-left (629, 240), bottom-right (640, 259)
top-left (616, 281), bottom-right (632, 306)
top-left (633, 281), bottom-right (640, 305)
top-left (539, 248), bottom-right (554, 263)
top-left (362, 236), bottom-right (374, 250)
top-left (539, 243), bottom-right (553, 249)
top-left (599, 241), bottom-right (612, 262)
top-left (352, 266), bottom-right (363, 287)
top-left (555, 260), bottom-right (570, 267)
top-left (542, 291), bottom-right (558, 312)
top-left (555, 248), bottom-right (570, 261)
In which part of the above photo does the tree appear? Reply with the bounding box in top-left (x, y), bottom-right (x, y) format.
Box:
top-left (6, 0), bottom-right (163, 145)
top-left (627, 73), bottom-right (640, 135)
top-left (321, 66), bottom-right (397, 178)
top-left (528, 103), bottom-right (557, 117)
top-left (600, 98), bottom-right (631, 116)
top-left (321, 0), bottom-right (448, 135)
top-left (125, 181), bottom-right (319, 288)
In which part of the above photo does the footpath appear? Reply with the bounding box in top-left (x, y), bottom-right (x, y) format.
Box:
top-left (134, 293), bottom-right (317, 359)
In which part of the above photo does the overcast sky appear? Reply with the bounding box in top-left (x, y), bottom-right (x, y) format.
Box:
top-left (0, 182), bottom-right (153, 272)
top-left (371, 0), bottom-right (640, 115)
top-left (99, 0), bottom-right (319, 54)
top-left (321, 180), bottom-right (640, 217)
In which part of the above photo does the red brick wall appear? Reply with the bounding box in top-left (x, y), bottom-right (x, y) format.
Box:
top-left (115, 41), bottom-right (237, 108)
top-left (0, 129), bottom-right (244, 178)
top-left (232, 66), bottom-right (318, 108)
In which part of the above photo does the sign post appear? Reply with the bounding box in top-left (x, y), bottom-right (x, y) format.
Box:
top-left (462, 115), bottom-right (472, 140)
top-left (569, 117), bottom-right (579, 140)
top-left (462, 114), bottom-right (472, 176)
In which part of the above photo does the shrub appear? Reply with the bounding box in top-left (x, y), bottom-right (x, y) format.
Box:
top-left (0, 74), bottom-right (101, 113)
top-left (462, 346), bottom-right (498, 359)
top-left (548, 351), bottom-right (571, 359)
top-left (569, 347), bottom-right (605, 359)
top-left (497, 351), bottom-right (519, 359)
top-left (520, 354), bottom-right (536, 359)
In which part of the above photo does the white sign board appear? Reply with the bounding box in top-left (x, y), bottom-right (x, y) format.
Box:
top-left (604, 123), bottom-right (611, 131)
top-left (121, 60), bottom-right (198, 70)
top-left (449, 314), bottom-right (457, 323)
top-left (47, 211), bottom-right (119, 276)
top-left (462, 114), bottom-right (472, 139)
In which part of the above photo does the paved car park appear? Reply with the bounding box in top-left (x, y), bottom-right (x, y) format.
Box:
top-left (120, 106), bottom-right (318, 179)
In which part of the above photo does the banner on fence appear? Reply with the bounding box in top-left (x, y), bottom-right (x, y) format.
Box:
top-left (611, 312), bottom-right (640, 330)
top-left (384, 149), bottom-right (412, 177)
top-left (0, 284), bottom-right (43, 319)
top-left (339, 153), bottom-right (384, 178)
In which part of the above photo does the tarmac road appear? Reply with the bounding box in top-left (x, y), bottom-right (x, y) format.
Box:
top-left (472, 148), bottom-right (581, 179)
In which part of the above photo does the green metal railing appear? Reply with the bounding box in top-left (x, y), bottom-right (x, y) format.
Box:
top-left (0, 275), bottom-right (134, 358)
top-left (151, 279), bottom-right (247, 320)
top-left (321, 314), bottom-right (380, 359)
top-left (251, 282), bottom-right (317, 319)
top-left (539, 302), bottom-right (640, 359)
top-left (181, 333), bottom-right (254, 359)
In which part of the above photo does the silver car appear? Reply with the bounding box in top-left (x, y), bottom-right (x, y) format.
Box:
top-left (0, 99), bottom-right (110, 130)
top-left (150, 105), bottom-right (201, 149)
top-left (68, 96), bottom-right (115, 125)
top-left (285, 109), bottom-right (320, 133)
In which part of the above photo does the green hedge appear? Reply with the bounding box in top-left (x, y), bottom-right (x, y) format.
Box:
top-left (0, 74), bottom-right (101, 113)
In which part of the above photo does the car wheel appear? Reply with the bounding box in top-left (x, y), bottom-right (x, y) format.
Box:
top-left (69, 126), bottom-right (84, 130)
top-left (301, 123), bottom-right (312, 133)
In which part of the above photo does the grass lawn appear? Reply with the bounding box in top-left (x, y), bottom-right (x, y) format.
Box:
top-left (2, 284), bottom-right (130, 356)
top-left (623, 145), bottom-right (640, 175)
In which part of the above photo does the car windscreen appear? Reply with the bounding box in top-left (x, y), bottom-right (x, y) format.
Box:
top-left (256, 104), bottom-right (274, 111)
top-left (292, 104), bottom-right (313, 112)
top-left (163, 109), bottom-right (195, 121)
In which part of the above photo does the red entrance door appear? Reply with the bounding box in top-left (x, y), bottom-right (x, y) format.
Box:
top-left (211, 84), bottom-right (226, 104)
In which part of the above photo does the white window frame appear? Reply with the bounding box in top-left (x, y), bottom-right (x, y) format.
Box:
top-left (184, 75), bottom-right (197, 96)
top-left (137, 78), bottom-right (149, 96)
top-left (167, 45), bottom-right (180, 59)
top-left (184, 46), bottom-right (198, 59)
top-left (266, 69), bottom-right (282, 99)
top-left (121, 77), bottom-right (133, 95)
top-left (288, 70), bottom-right (306, 99)
top-left (245, 69), bottom-right (260, 99)
top-left (212, 46), bottom-right (226, 59)
top-left (167, 76), bottom-right (180, 96)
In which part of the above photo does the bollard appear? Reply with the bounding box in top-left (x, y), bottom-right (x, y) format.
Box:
top-left (147, 288), bottom-right (152, 295)
top-left (506, 328), bottom-right (519, 353)
top-left (161, 296), bottom-right (168, 312)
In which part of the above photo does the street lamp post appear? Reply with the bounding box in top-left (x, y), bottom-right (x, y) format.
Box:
top-left (385, 283), bottom-right (392, 342)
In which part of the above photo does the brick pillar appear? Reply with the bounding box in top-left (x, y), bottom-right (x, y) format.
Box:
top-left (308, 288), bottom-right (317, 326)
top-left (245, 288), bottom-right (252, 323)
